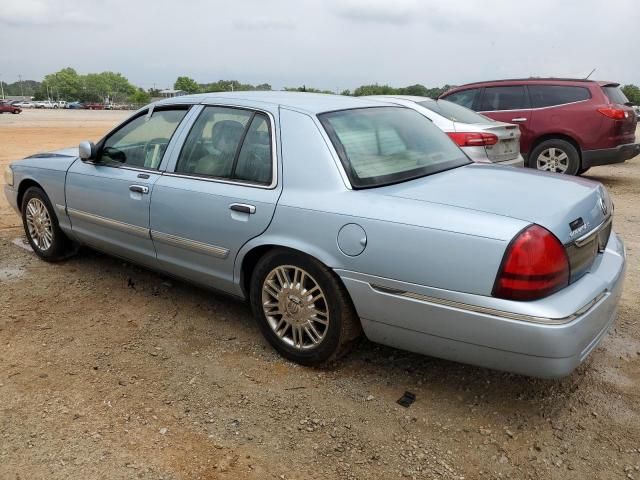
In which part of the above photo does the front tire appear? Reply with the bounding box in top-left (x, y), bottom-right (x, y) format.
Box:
top-left (21, 186), bottom-right (73, 262)
top-left (249, 249), bottom-right (361, 366)
top-left (528, 139), bottom-right (580, 175)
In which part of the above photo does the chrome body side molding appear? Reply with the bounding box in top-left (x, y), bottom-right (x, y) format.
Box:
top-left (67, 208), bottom-right (150, 238)
top-left (151, 230), bottom-right (229, 259)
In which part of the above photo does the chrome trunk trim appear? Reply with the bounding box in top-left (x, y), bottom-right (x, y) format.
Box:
top-left (573, 216), bottom-right (612, 247)
top-left (151, 230), bottom-right (229, 259)
top-left (67, 208), bottom-right (150, 238)
top-left (370, 284), bottom-right (607, 325)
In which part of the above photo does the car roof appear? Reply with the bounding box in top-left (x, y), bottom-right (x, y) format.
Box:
top-left (367, 95), bottom-right (438, 104)
top-left (155, 91), bottom-right (392, 114)
top-left (447, 78), bottom-right (619, 89)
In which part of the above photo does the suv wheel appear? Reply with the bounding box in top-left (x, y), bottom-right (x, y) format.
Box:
top-left (529, 139), bottom-right (580, 175)
top-left (249, 249), bottom-right (361, 366)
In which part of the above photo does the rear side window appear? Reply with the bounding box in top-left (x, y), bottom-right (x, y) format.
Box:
top-left (442, 88), bottom-right (480, 110)
top-left (176, 106), bottom-right (273, 185)
top-left (602, 86), bottom-right (630, 105)
top-left (529, 85), bottom-right (591, 108)
top-left (480, 86), bottom-right (528, 111)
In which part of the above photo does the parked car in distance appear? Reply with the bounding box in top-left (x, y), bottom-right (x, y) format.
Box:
top-left (34, 100), bottom-right (59, 109)
top-left (13, 101), bottom-right (35, 109)
top-left (440, 78), bottom-right (639, 175)
top-left (84, 102), bottom-right (105, 110)
top-left (67, 101), bottom-right (86, 109)
top-left (0, 102), bottom-right (22, 114)
top-left (367, 95), bottom-right (524, 167)
top-left (3, 92), bottom-right (626, 378)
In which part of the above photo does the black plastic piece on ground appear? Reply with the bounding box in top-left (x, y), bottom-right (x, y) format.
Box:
top-left (397, 391), bottom-right (416, 408)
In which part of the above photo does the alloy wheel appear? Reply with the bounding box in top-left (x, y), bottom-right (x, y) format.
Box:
top-left (536, 147), bottom-right (569, 173)
top-left (25, 198), bottom-right (53, 251)
top-left (261, 265), bottom-right (329, 350)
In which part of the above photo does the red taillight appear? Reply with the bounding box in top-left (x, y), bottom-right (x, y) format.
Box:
top-left (447, 132), bottom-right (499, 147)
top-left (597, 107), bottom-right (628, 120)
top-left (493, 225), bottom-right (569, 301)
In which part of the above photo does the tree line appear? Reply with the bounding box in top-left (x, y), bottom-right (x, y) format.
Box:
top-left (2, 68), bottom-right (640, 105)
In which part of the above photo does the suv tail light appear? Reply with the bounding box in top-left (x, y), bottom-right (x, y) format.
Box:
top-left (493, 225), bottom-right (569, 301)
top-left (597, 107), bottom-right (629, 120)
top-left (447, 132), bottom-right (498, 147)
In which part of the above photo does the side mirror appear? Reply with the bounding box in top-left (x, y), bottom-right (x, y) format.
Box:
top-left (78, 141), bottom-right (96, 161)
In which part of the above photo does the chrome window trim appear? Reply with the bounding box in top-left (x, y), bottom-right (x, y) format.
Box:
top-left (67, 208), bottom-right (150, 238)
top-left (573, 216), bottom-right (612, 247)
top-left (478, 99), bottom-right (591, 114)
top-left (151, 230), bottom-right (229, 259)
top-left (169, 104), bottom-right (279, 190)
top-left (370, 284), bottom-right (607, 325)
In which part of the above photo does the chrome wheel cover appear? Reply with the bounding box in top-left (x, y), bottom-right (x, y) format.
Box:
top-left (261, 265), bottom-right (329, 350)
top-left (536, 147), bottom-right (569, 173)
top-left (25, 198), bottom-right (53, 251)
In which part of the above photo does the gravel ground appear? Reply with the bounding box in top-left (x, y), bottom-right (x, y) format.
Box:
top-left (1, 110), bottom-right (639, 480)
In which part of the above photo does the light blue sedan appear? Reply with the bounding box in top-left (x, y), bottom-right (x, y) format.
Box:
top-left (3, 92), bottom-right (626, 377)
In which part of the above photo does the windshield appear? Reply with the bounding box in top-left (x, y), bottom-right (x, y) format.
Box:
top-left (418, 99), bottom-right (495, 124)
top-left (319, 107), bottom-right (469, 188)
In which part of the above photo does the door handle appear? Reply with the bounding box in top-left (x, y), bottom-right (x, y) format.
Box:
top-left (129, 185), bottom-right (149, 194)
top-left (229, 203), bottom-right (256, 214)
top-left (511, 117), bottom-right (527, 122)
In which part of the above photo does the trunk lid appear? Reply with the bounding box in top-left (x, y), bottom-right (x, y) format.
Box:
top-left (378, 163), bottom-right (612, 246)
top-left (454, 122), bottom-right (521, 163)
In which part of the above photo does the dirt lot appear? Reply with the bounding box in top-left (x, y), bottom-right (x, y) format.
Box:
top-left (1, 109), bottom-right (639, 480)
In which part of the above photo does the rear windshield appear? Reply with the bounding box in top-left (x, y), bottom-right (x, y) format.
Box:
top-left (418, 99), bottom-right (494, 124)
top-left (602, 86), bottom-right (630, 105)
top-left (319, 107), bottom-right (469, 188)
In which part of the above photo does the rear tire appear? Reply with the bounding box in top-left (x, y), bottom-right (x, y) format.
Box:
top-left (21, 186), bottom-right (74, 262)
top-left (528, 139), bottom-right (580, 175)
top-left (249, 249), bottom-right (361, 366)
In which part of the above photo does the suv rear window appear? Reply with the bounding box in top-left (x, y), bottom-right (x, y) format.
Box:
top-left (480, 86), bottom-right (528, 111)
top-left (602, 86), bottom-right (630, 105)
top-left (529, 85), bottom-right (591, 108)
top-left (319, 107), bottom-right (469, 188)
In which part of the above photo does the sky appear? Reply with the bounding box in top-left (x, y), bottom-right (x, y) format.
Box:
top-left (1, 0), bottom-right (639, 91)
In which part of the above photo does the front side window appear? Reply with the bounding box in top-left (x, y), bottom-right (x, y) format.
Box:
top-left (480, 86), bottom-right (528, 111)
top-left (176, 106), bottom-right (273, 185)
top-left (99, 109), bottom-right (188, 169)
top-left (320, 107), bottom-right (469, 188)
top-left (443, 88), bottom-right (480, 110)
top-left (419, 99), bottom-right (494, 124)
top-left (529, 85), bottom-right (591, 108)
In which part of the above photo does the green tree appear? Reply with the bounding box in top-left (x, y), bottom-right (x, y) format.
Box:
top-left (128, 88), bottom-right (151, 105)
top-left (43, 67), bottom-right (83, 100)
top-left (340, 89), bottom-right (352, 96)
top-left (622, 84), bottom-right (640, 105)
top-left (283, 85), bottom-right (333, 94)
top-left (174, 76), bottom-right (200, 94)
top-left (352, 84), bottom-right (398, 96)
top-left (82, 71), bottom-right (135, 102)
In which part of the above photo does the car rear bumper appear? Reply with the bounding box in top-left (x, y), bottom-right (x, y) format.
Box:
top-left (338, 232), bottom-right (626, 378)
top-left (582, 143), bottom-right (640, 168)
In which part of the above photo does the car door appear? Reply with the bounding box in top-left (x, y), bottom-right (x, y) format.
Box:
top-left (477, 85), bottom-right (534, 154)
top-left (149, 104), bottom-right (281, 294)
top-left (65, 106), bottom-right (191, 268)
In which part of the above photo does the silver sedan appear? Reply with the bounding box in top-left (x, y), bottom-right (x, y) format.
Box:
top-left (3, 92), bottom-right (624, 378)
top-left (368, 95), bottom-right (525, 167)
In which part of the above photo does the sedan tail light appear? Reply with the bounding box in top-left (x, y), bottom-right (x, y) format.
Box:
top-left (447, 132), bottom-right (499, 147)
top-left (493, 225), bottom-right (569, 301)
top-left (597, 107), bottom-right (629, 120)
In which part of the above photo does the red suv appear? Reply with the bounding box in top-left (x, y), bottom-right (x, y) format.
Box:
top-left (440, 78), bottom-right (639, 175)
